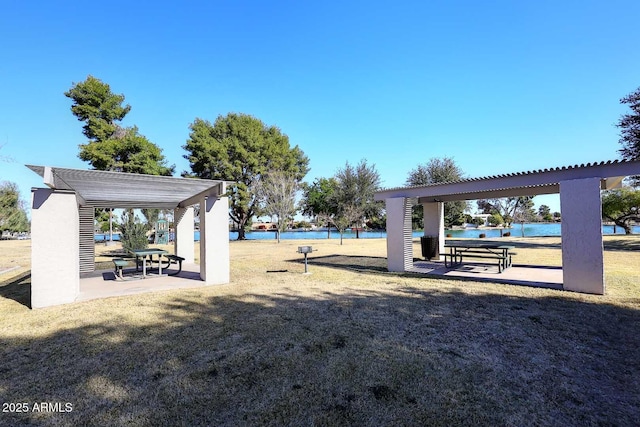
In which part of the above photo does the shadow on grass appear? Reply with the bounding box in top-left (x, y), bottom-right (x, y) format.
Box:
top-left (0, 271), bottom-right (31, 309)
top-left (287, 254), bottom-right (564, 291)
top-left (603, 237), bottom-right (640, 252)
top-left (288, 254), bottom-right (389, 273)
top-left (1, 286), bottom-right (639, 426)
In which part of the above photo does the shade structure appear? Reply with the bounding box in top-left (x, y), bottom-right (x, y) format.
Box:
top-left (27, 165), bottom-right (232, 308)
top-left (27, 165), bottom-right (229, 209)
top-left (374, 159), bottom-right (640, 295)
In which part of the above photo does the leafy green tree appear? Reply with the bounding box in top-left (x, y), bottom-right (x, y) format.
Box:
top-left (366, 214), bottom-right (386, 230)
top-left (78, 126), bottom-right (174, 175)
top-left (183, 113), bottom-right (309, 239)
top-left (407, 157), bottom-right (463, 184)
top-left (332, 160), bottom-right (382, 240)
top-left (300, 177), bottom-right (337, 219)
top-left (300, 177), bottom-right (338, 238)
top-left (617, 87), bottom-right (640, 185)
top-left (95, 210), bottom-right (111, 233)
top-left (406, 157), bottom-right (467, 228)
top-left (617, 87), bottom-right (640, 161)
top-left (65, 75), bottom-right (130, 142)
top-left (488, 213), bottom-right (504, 227)
top-left (601, 188), bottom-right (640, 234)
top-left (0, 182), bottom-right (29, 233)
top-left (538, 204), bottom-right (553, 222)
top-left (66, 75), bottom-right (173, 175)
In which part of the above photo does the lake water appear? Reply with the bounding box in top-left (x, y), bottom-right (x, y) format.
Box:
top-left (95, 223), bottom-right (639, 242)
top-left (227, 223), bottom-right (640, 240)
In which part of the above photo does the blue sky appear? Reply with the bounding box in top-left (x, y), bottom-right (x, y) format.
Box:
top-left (1, 0), bottom-right (639, 215)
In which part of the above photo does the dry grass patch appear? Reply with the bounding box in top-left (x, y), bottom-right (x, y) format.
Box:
top-left (0, 240), bottom-right (31, 280)
top-left (0, 237), bottom-right (639, 425)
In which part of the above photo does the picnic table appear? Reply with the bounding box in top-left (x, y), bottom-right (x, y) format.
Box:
top-left (444, 241), bottom-right (515, 273)
top-left (130, 248), bottom-right (168, 278)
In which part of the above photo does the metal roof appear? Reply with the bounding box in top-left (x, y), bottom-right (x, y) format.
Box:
top-left (27, 165), bottom-right (230, 209)
top-left (374, 159), bottom-right (640, 203)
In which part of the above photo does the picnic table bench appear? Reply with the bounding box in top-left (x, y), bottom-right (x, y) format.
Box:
top-left (444, 242), bottom-right (516, 273)
top-left (112, 258), bottom-right (129, 280)
top-left (131, 248), bottom-right (168, 278)
top-left (162, 254), bottom-right (185, 276)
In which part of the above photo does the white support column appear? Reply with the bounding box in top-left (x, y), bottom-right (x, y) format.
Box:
top-left (199, 196), bottom-right (230, 284)
top-left (174, 206), bottom-right (195, 264)
top-left (560, 177), bottom-right (605, 294)
top-left (31, 189), bottom-right (80, 308)
top-left (385, 197), bottom-right (413, 272)
top-left (422, 201), bottom-right (445, 260)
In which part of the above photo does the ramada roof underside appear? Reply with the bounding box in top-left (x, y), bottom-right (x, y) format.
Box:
top-left (374, 160), bottom-right (640, 203)
top-left (27, 165), bottom-right (229, 209)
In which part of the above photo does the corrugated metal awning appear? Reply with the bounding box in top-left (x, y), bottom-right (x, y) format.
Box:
top-left (374, 159), bottom-right (640, 202)
top-left (27, 165), bottom-right (230, 209)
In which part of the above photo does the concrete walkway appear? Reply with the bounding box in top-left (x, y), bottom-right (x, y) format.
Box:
top-left (77, 263), bottom-right (211, 303)
top-left (411, 260), bottom-right (564, 290)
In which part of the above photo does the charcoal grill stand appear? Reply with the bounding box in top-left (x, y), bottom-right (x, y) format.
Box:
top-left (297, 246), bottom-right (315, 274)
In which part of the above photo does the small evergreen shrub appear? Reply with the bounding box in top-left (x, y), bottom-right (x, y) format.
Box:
top-left (119, 211), bottom-right (149, 251)
top-left (488, 213), bottom-right (504, 227)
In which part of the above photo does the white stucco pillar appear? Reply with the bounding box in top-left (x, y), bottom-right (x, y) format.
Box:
top-left (385, 197), bottom-right (413, 272)
top-left (174, 206), bottom-right (195, 264)
top-left (31, 189), bottom-right (80, 308)
top-left (559, 177), bottom-right (605, 294)
top-left (199, 196), bottom-right (230, 284)
top-left (422, 201), bottom-right (445, 260)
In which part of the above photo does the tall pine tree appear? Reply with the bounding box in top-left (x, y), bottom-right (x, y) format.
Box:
top-left (65, 75), bottom-right (173, 175)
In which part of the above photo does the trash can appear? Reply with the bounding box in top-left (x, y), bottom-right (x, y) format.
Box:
top-left (420, 236), bottom-right (439, 260)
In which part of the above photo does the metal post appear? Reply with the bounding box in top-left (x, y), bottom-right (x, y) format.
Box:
top-left (298, 246), bottom-right (313, 274)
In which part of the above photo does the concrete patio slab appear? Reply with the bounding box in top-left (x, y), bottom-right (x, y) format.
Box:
top-left (411, 260), bottom-right (564, 290)
top-left (76, 263), bottom-right (212, 303)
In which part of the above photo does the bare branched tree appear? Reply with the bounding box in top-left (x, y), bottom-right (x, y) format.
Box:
top-left (256, 171), bottom-right (299, 243)
top-left (331, 204), bottom-right (363, 245)
top-left (0, 143), bottom-right (15, 163)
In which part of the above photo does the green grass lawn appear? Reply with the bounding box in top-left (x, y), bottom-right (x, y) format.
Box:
top-left (0, 237), bottom-right (639, 426)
